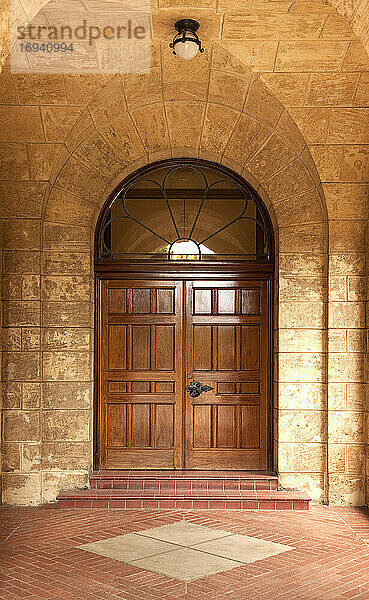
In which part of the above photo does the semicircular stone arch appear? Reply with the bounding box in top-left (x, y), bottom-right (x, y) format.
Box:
top-left (37, 47), bottom-right (329, 504)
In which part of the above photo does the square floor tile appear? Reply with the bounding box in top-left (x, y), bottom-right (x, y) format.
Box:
top-left (137, 521), bottom-right (233, 546)
top-left (78, 521), bottom-right (295, 582)
top-left (79, 533), bottom-right (180, 562)
top-left (192, 534), bottom-right (294, 563)
top-left (129, 547), bottom-right (242, 582)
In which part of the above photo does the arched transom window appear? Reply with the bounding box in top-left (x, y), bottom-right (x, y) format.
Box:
top-left (98, 160), bottom-right (272, 261)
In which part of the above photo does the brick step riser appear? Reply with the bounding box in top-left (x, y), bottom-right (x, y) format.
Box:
top-left (91, 481), bottom-right (279, 491)
top-left (59, 498), bottom-right (309, 510)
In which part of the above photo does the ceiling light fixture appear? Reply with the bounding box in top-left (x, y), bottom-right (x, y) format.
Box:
top-left (169, 19), bottom-right (204, 61)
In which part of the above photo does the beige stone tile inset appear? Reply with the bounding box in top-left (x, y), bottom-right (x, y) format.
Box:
top-left (246, 133), bottom-right (295, 182)
top-left (41, 276), bottom-right (91, 302)
top-left (278, 224), bottom-right (326, 253)
top-left (279, 253), bottom-right (326, 277)
top-left (274, 190), bottom-right (324, 228)
top-left (73, 132), bottom-right (124, 183)
top-left (279, 276), bottom-right (325, 302)
top-left (124, 70), bottom-right (162, 110)
top-left (278, 472), bottom-right (325, 502)
top-left (354, 73), bottom-right (369, 106)
top-left (139, 522), bottom-right (233, 546)
top-left (131, 547), bottom-right (240, 582)
top-left (99, 114), bottom-right (145, 167)
top-left (192, 534), bottom-right (294, 563)
top-left (1, 182), bottom-right (48, 219)
top-left (22, 443), bottom-right (41, 472)
top-left (3, 301), bottom-right (40, 328)
top-left (328, 411), bottom-right (365, 444)
top-left (208, 70), bottom-right (249, 110)
top-left (328, 302), bottom-right (365, 329)
top-left (278, 329), bottom-right (324, 353)
top-left (80, 534), bottom-right (180, 563)
top-left (320, 14), bottom-right (356, 40)
top-left (3, 220), bottom-right (41, 251)
top-left (278, 352), bottom-right (325, 383)
top-left (329, 444), bottom-right (346, 474)
top-left (23, 383), bottom-right (41, 409)
top-left (2, 442), bottom-right (21, 472)
top-left (42, 328), bottom-right (91, 352)
top-left (329, 253), bottom-right (366, 276)
top-left (329, 222), bottom-right (367, 253)
top-left (328, 474), bottom-right (365, 506)
top-left (262, 159), bottom-right (315, 203)
top-left (328, 353), bottom-right (365, 383)
top-left (54, 157), bottom-right (106, 203)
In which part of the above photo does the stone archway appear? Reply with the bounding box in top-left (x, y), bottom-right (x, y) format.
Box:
top-left (27, 50), bottom-right (328, 503)
top-left (1, 5), bottom-right (368, 503)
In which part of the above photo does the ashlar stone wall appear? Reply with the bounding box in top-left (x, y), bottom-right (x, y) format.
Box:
top-left (0, 0), bottom-right (368, 506)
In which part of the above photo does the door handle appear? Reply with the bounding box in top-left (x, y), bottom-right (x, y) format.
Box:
top-left (186, 380), bottom-right (214, 398)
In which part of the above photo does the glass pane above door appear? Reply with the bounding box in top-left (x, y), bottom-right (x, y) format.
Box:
top-left (98, 161), bottom-right (272, 261)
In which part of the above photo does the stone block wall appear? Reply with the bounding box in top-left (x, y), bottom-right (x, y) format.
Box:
top-left (0, 0), bottom-right (368, 505)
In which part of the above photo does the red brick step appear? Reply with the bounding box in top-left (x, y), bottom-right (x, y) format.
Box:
top-left (90, 469), bottom-right (279, 492)
top-left (57, 470), bottom-right (311, 510)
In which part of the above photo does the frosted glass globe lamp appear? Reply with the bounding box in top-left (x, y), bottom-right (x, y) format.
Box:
top-left (169, 19), bottom-right (204, 60)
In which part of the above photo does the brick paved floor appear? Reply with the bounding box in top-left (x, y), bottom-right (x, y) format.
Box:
top-left (1, 505), bottom-right (369, 599)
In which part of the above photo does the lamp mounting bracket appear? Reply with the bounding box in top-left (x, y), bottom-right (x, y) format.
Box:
top-left (174, 19), bottom-right (200, 33)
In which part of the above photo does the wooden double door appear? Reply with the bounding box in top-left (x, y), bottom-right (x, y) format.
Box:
top-left (97, 275), bottom-right (270, 470)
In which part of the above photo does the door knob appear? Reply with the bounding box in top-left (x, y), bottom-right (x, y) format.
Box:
top-left (186, 380), bottom-right (214, 398)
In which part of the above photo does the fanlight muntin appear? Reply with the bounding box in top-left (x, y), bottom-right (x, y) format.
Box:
top-left (99, 162), bottom-right (271, 261)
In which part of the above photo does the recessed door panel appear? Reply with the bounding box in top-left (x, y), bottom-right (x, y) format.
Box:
top-left (185, 280), bottom-right (269, 470)
top-left (99, 279), bottom-right (183, 469)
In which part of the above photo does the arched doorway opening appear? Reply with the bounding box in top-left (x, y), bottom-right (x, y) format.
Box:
top-left (94, 158), bottom-right (274, 471)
